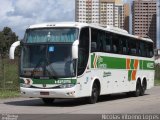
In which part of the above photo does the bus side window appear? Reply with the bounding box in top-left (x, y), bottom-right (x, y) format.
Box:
top-left (146, 42), bottom-right (153, 58)
top-left (140, 42), bottom-right (146, 57)
top-left (132, 39), bottom-right (137, 56)
top-left (118, 38), bottom-right (124, 54)
top-left (96, 33), bottom-right (102, 52)
top-left (122, 39), bottom-right (127, 55)
top-left (91, 42), bottom-right (97, 52)
top-left (78, 27), bottom-right (89, 76)
top-left (146, 43), bottom-right (149, 57)
top-left (123, 47), bottom-right (127, 54)
top-left (97, 31), bottom-right (105, 52)
top-left (101, 32), bottom-right (106, 52)
top-left (91, 28), bottom-right (97, 52)
top-left (106, 45), bottom-right (111, 52)
top-left (112, 34), bottom-right (119, 54)
top-left (149, 43), bottom-right (153, 57)
top-left (113, 45), bottom-right (117, 53)
top-left (105, 32), bottom-right (111, 53)
top-left (136, 41), bottom-right (141, 56)
top-left (91, 28), bottom-right (105, 52)
top-left (127, 39), bottom-right (132, 55)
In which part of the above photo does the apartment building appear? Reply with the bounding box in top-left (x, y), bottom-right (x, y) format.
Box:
top-left (132, 0), bottom-right (157, 47)
top-left (75, 0), bottom-right (100, 24)
top-left (157, 0), bottom-right (160, 49)
top-left (75, 0), bottom-right (129, 31)
top-left (124, 3), bottom-right (130, 32)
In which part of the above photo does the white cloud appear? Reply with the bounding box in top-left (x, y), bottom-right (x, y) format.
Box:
top-left (0, 0), bottom-right (13, 17)
top-left (0, 0), bottom-right (75, 39)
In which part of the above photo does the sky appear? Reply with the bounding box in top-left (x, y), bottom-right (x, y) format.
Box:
top-left (0, 0), bottom-right (75, 39)
top-left (0, 0), bottom-right (133, 39)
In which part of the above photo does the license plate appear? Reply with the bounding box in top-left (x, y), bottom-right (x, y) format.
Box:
top-left (40, 92), bottom-right (49, 95)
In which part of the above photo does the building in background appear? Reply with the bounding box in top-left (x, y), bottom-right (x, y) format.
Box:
top-left (132, 0), bottom-right (157, 47)
top-left (123, 3), bottom-right (130, 32)
top-left (123, 0), bottom-right (134, 34)
top-left (157, 0), bottom-right (160, 49)
top-left (75, 0), bottom-right (100, 24)
top-left (99, 0), bottom-right (124, 28)
top-left (75, 0), bottom-right (129, 32)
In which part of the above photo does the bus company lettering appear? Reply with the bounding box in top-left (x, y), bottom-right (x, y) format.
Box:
top-left (93, 55), bottom-right (107, 69)
top-left (147, 63), bottom-right (154, 69)
top-left (103, 72), bottom-right (111, 77)
top-left (97, 56), bottom-right (107, 69)
top-left (55, 80), bottom-right (71, 84)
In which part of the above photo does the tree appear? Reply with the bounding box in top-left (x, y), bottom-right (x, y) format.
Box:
top-left (0, 27), bottom-right (18, 58)
top-left (0, 27), bottom-right (19, 90)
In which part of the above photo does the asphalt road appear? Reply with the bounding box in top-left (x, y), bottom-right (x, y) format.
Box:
top-left (0, 86), bottom-right (160, 120)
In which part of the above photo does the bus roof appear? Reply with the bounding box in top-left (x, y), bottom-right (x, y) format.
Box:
top-left (28, 22), bottom-right (153, 43)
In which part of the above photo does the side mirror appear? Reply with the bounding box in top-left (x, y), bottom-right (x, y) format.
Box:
top-left (9, 41), bottom-right (20, 59)
top-left (72, 40), bottom-right (79, 59)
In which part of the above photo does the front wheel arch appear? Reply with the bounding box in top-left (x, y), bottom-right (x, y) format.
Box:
top-left (87, 79), bottom-right (101, 104)
top-left (94, 79), bottom-right (101, 95)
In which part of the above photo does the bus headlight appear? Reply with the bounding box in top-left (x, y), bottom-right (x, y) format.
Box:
top-left (20, 83), bottom-right (31, 88)
top-left (60, 84), bottom-right (75, 88)
top-left (20, 78), bottom-right (32, 88)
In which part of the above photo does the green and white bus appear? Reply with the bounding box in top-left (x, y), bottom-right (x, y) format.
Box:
top-left (9, 22), bottom-right (154, 104)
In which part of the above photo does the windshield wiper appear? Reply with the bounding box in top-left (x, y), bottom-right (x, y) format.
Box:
top-left (45, 57), bottom-right (59, 79)
top-left (31, 57), bottom-right (44, 78)
top-left (31, 57), bottom-right (58, 79)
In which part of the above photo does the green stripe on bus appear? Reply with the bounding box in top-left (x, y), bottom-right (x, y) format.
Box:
top-left (20, 78), bottom-right (77, 84)
top-left (101, 56), bottom-right (126, 69)
top-left (142, 61), bottom-right (154, 70)
top-left (91, 54), bottom-right (95, 68)
top-left (91, 55), bottom-right (154, 70)
top-left (32, 79), bottom-right (77, 84)
top-left (130, 59), bottom-right (134, 69)
top-left (140, 60), bottom-right (143, 70)
top-left (128, 70), bottom-right (132, 81)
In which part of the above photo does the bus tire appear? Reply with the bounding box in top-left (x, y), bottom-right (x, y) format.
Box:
top-left (42, 98), bottom-right (55, 105)
top-left (87, 83), bottom-right (99, 104)
top-left (140, 79), bottom-right (147, 96)
top-left (133, 81), bottom-right (141, 97)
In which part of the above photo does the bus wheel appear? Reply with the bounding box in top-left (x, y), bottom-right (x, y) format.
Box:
top-left (87, 83), bottom-right (99, 104)
top-left (140, 80), bottom-right (147, 96)
top-left (133, 81), bottom-right (141, 97)
top-left (42, 98), bottom-right (55, 105)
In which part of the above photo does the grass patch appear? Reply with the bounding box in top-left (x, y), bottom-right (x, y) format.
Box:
top-left (0, 90), bottom-right (20, 99)
top-left (155, 79), bottom-right (160, 86)
top-left (0, 58), bottom-right (19, 90)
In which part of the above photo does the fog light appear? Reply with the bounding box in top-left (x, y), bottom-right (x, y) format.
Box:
top-left (21, 83), bottom-right (31, 88)
top-left (60, 84), bottom-right (75, 88)
top-left (20, 78), bottom-right (33, 88)
top-left (21, 92), bottom-right (26, 94)
top-left (66, 91), bottom-right (75, 96)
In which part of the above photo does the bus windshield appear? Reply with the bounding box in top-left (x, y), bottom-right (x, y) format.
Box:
top-left (20, 44), bottom-right (76, 78)
top-left (24, 28), bottom-right (79, 43)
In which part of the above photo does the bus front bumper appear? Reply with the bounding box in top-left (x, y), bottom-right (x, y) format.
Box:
top-left (20, 87), bottom-right (78, 98)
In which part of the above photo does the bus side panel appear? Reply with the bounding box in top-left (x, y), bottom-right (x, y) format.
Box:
top-left (88, 53), bottom-right (154, 96)
top-left (136, 70), bottom-right (155, 89)
top-left (76, 69), bottom-right (154, 98)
